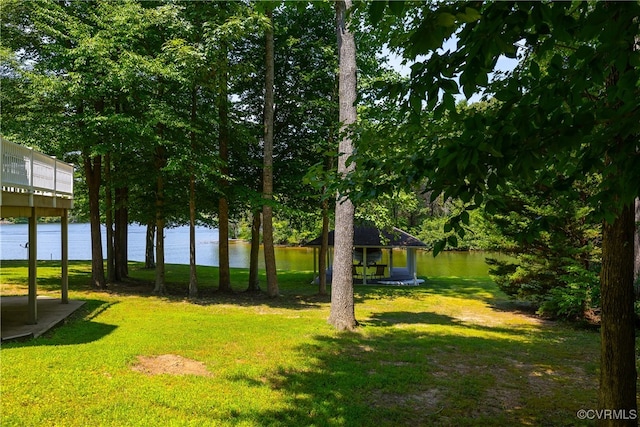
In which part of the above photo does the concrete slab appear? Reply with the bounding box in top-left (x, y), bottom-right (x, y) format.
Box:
top-left (1, 296), bottom-right (85, 342)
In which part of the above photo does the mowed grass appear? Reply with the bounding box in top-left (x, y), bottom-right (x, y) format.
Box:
top-left (0, 260), bottom-right (609, 426)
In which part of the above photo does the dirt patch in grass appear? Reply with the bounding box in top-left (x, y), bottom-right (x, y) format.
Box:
top-left (131, 354), bottom-right (213, 377)
top-left (374, 387), bottom-right (442, 412)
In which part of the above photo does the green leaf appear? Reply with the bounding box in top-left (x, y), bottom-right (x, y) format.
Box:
top-left (460, 210), bottom-right (470, 225)
top-left (463, 81), bottom-right (476, 99)
top-left (478, 142), bottom-right (503, 158)
top-left (409, 93), bottom-right (422, 113)
top-left (433, 239), bottom-right (446, 257)
top-left (530, 61), bottom-right (540, 79)
top-left (457, 7), bottom-right (481, 23)
top-left (388, 1), bottom-right (405, 17)
top-left (436, 12), bottom-right (456, 27)
top-left (485, 199), bottom-right (497, 215)
top-left (369, 1), bottom-right (387, 25)
top-left (447, 235), bottom-right (458, 247)
top-left (440, 78), bottom-right (459, 94)
top-left (458, 227), bottom-right (466, 239)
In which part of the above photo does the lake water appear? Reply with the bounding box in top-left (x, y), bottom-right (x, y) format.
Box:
top-left (0, 223), bottom-right (497, 277)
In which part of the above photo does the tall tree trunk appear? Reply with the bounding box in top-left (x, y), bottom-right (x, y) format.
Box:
top-left (247, 210), bottom-right (262, 292)
top-left (597, 27), bottom-right (639, 422)
top-left (318, 197), bottom-right (329, 295)
top-left (104, 152), bottom-right (115, 283)
top-left (634, 198), bottom-right (639, 295)
top-left (153, 143), bottom-right (166, 295)
top-left (328, 0), bottom-right (357, 330)
top-left (115, 186), bottom-right (128, 279)
top-left (319, 132), bottom-right (335, 296)
top-left (83, 152), bottom-right (106, 289)
top-left (598, 203), bottom-right (637, 426)
top-left (189, 85), bottom-right (198, 298)
top-left (217, 45), bottom-right (232, 293)
top-left (112, 100), bottom-right (128, 280)
top-left (263, 7), bottom-right (279, 297)
top-left (145, 221), bottom-right (156, 269)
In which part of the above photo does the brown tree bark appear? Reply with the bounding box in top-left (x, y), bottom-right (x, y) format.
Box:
top-left (153, 143), bottom-right (166, 295)
top-left (114, 186), bottom-right (128, 280)
top-left (263, 7), bottom-right (279, 297)
top-left (145, 221), bottom-right (155, 269)
top-left (596, 21), bottom-right (638, 421)
top-left (189, 85), bottom-right (198, 298)
top-left (598, 203), bottom-right (638, 426)
top-left (634, 198), bottom-right (639, 294)
top-left (247, 210), bottom-right (262, 292)
top-left (318, 197), bottom-right (329, 295)
top-left (83, 152), bottom-right (106, 289)
top-left (217, 45), bottom-right (232, 293)
top-left (328, 0), bottom-right (357, 330)
top-left (104, 152), bottom-right (115, 283)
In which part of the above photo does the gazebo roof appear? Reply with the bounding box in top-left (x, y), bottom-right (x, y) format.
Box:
top-left (304, 226), bottom-right (427, 248)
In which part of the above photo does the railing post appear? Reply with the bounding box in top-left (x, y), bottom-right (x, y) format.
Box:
top-left (52, 156), bottom-right (57, 208)
top-left (29, 146), bottom-right (34, 207)
top-left (0, 137), bottom-right (3, 206)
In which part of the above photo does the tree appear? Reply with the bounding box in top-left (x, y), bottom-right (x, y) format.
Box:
top-left (635, 198), bottom-right (639, 292)
top-left (328, 0), bottom-right (358, 331)
top-left (84, 148), bottom-right (106, 289)
top-left (262, 6), bottom-right (279, 297)
top-left (0, 0), bottom-right (137, 289)
top-left (362, 1), bottom-right (640, 422)
top-left (217, 40), bottom-right (233, 293)
top-left (486, 176), bottom-right (602, 319)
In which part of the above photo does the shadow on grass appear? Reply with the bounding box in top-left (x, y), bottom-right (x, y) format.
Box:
top-left (1, 299), bottom-right (118, 348)
top-left (355, 277), bottom-right (502, 303)
top-left (364, 311), bottom-right (458, 327)
top-left (227, 319), bottom-right (599, 426)
top-left (363, 310), bottom-right (554, 338)
top-left (1, 261), bottom-right (328, 310)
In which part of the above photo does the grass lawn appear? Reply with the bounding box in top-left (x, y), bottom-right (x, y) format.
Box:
top-left (0, 260), bottom-right (609, 426)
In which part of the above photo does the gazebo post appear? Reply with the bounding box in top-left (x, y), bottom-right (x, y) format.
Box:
top-left (313, 247), bottom-right (317, 281)
top-left (407, 248), bottom-right (417, 278)
top-left (27, 207), bottom-right (38, 324)
top-left (362, 247), bottom-right (368, 285)
top-left (61, 209), bottom-right (69, 304)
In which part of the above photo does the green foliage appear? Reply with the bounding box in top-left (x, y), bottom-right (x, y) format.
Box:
top-left (349, 2), bottom-right (639, 329)
top-left (418, 207), bottom-right (511, 252)
top-left (485, 177), bottom-right (602, 319)
top-left (353, 1), bottom-right (640, 231)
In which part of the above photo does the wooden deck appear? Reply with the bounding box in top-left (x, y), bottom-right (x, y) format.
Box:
top-left (1, 137), bottom-right (75, 326)
top-left (0, 137), bottom-right (74, 216)
top-left (1, 296), bottom-right (85, 342)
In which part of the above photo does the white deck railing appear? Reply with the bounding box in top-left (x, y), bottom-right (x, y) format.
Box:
top-left (0, 137), bottom-right (74, 206)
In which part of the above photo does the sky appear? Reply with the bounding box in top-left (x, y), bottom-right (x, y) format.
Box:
top-left (383, 38), bottom-right (520, 103)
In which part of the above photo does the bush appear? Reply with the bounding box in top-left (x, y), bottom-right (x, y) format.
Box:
top-left (484, 177), bottom-right (602, 320)
top-left (488, 255), bottom-right (600, 319)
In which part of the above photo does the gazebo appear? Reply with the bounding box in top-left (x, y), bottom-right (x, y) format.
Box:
top-left (0, 137), bottom-right (74, 325)
top-left (304, 225), bottom-right (427, 285)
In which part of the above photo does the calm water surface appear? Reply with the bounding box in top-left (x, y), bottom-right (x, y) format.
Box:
top-left (0, 222), bottom-right (497, 277)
